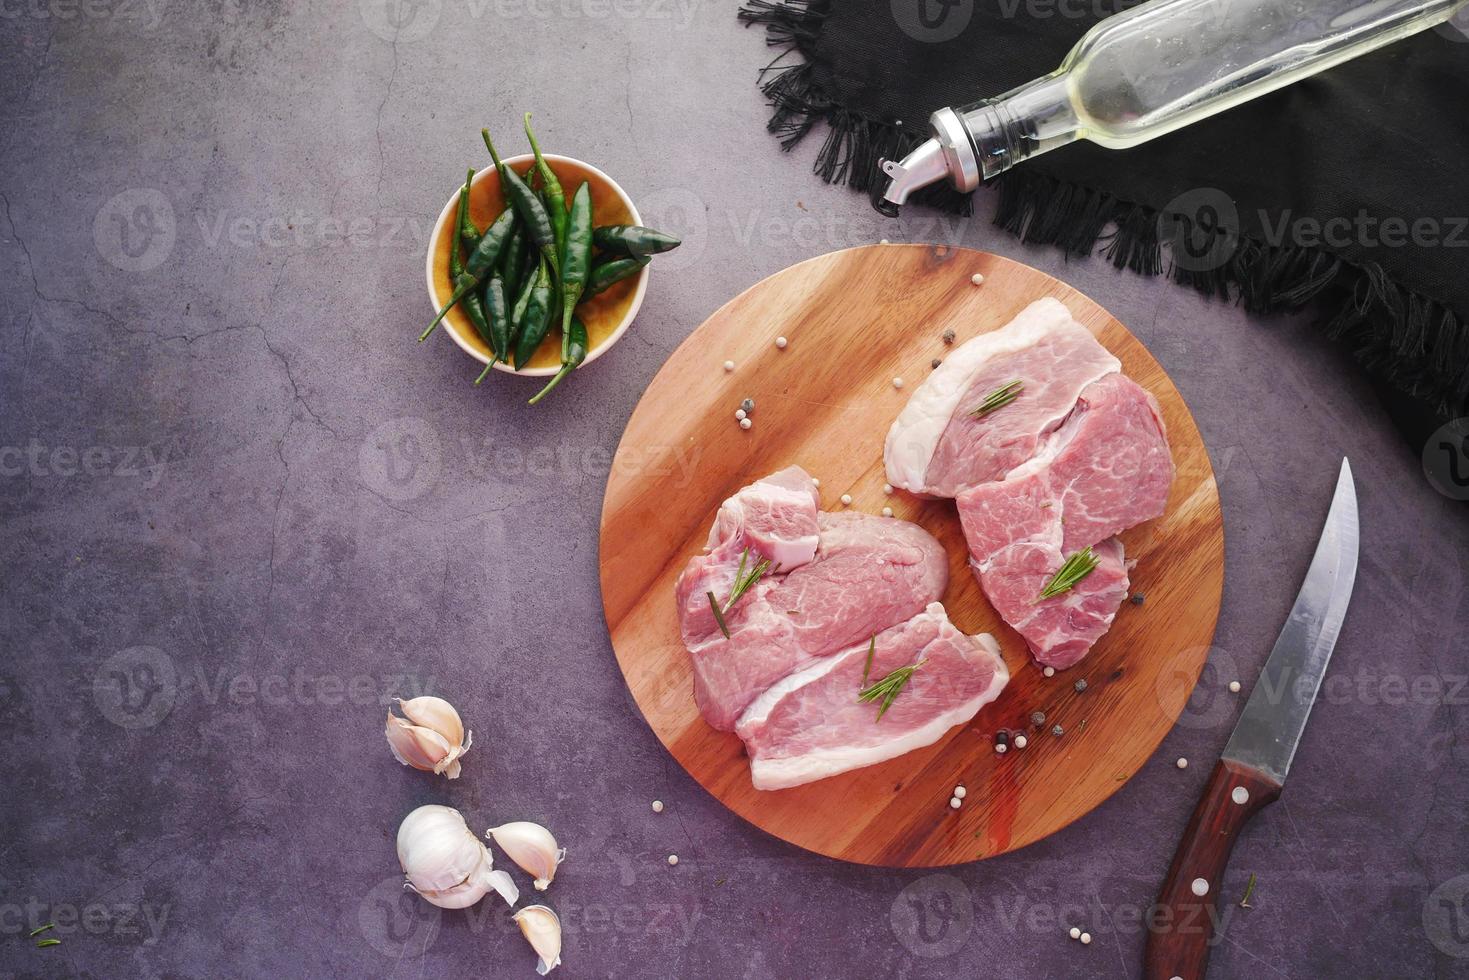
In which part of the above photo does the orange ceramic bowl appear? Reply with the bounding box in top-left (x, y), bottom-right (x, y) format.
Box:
top-left (424, 154), bottom-right (648, 377)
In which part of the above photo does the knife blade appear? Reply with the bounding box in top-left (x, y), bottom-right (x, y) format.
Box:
top-left (1143, 457), bottom-right (1359, 980)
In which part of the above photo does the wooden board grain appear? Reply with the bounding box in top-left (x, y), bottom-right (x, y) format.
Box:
top-left (599, 245), bottom-right (1223, 867)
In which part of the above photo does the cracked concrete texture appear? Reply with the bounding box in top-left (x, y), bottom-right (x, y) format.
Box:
top-left (2, 4), bottom-right (1467, 979)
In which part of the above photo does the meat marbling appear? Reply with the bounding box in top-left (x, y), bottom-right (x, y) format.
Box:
top-left (885, 298), bottom-right (1119, 497)
top-left (675, 467), bottom-right (950, 731)
top-left (736, 603), bottom-right (1008, 790)
top-left (957, 373), bottom-right (1172, 666)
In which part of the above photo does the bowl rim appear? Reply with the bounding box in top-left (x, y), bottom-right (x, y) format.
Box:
top-left (423, 152), bottom-right (647, 378)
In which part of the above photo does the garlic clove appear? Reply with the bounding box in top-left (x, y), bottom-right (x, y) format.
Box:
top-left (396, 805), bottom-right (515, 908)
top-left (386, 715), bottom-right (457, 774)
top-left (396, 696), bottom-right (466, 747)
top-left (487, 821), bottom-right (567, 891)
top-left (513, 905), bottom-right (562, 975)
top-left (385, 697), bottom-right (471, 779)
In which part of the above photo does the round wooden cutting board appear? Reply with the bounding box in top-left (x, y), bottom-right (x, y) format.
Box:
top-left (599, 245), bottom-right (1223, 867)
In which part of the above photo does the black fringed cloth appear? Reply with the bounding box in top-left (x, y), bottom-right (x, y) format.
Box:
top-left (738, 0), bottom-right (1469, 443)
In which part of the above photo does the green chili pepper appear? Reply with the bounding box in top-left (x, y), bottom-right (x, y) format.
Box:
top-left (498, 223), bottom-right (527, 301)
top-left (513, 259), bottom-right (555, 370)
top-left (422, 205), bottom-right (519, 342)
top-left (523, 113), bottom-right (566, 248)
top-left (592, 224), bottom-right (681, 258)
top-left (529, 315), bottom-right (588, 405)
top-left (584, 254), bottom-right (650, 297)
top-left (473, 276), bottom-right (511, 385)
top-left (449, 172), bottom-right (492, 346)
top-left (482, 128), bottom-right (558, 275)
top-left (465, 207), bottom-right (517, 280)
top-left (506, 261), bottom-right (537, 350)
top-left (458, 168), bottom-right (482, 252)
top-left (558, 182), bottom-right (594, 359)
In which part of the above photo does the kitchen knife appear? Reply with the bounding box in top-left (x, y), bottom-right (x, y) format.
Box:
top-left (1143, 457), bottom-right (1359, 980)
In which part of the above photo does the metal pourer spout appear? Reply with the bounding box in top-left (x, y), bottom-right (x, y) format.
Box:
top-left (878, 107), bottom-right (982, 214)
top-left (878, 139), bottom-right (948, 213)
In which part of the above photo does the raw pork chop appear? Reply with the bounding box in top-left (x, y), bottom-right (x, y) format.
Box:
top-left (971, 537), bottom-right (1130, 669)
top-left (675, 469), bottom-right (948, 731)
top-left (885, 298), bottom-right (1119, 497)
top-left (958, 373), bottom-right (1172, 666)
top-left (736, 603), bottom-right (1008, 790)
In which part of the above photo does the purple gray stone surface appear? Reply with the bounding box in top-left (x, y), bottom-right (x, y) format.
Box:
top-left (2, 4), bottom-right (1467, 978)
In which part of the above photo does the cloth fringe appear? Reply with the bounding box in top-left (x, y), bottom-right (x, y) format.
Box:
top-left (738, 0), bottom-right (1468, 415)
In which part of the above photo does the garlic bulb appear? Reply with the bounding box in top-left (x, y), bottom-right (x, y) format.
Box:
top-left (396, 805), bottom-right (518, 909)
top-left (513, 905), bottom-right (562, 975)
top-left (385, 696), bottom-right (472, 779)
top-left (487, 822), bottom-right (566, 891)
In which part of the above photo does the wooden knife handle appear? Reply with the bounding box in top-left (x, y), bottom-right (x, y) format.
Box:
top-left (1142, 758), bottom-right (1282, 980)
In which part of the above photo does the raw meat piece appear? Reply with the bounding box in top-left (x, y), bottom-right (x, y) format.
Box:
top-left (971, 537), bottom-right (1130, 669)
top-left (957, 373), bottom-right (1172, 666)
top-left (736, 603), bottom-right (1008, 790)
top-left (957, 373), bottom-right (1173, 557)
top-left (675, 471), bottom-right (949, 731)
top-left (884, 298), bottom-right (1119, 497)
top-left (704, 465), bottom-right (821, 570)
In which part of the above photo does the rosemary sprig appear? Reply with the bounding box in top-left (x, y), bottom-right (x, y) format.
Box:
top-left (1239, 872), bottom-right (1257, 909)
top-left (861, 636), bottom-right (876, 687)
top-left (36, 938), bottom-right (61, 948)
top-left (857, 659), bottom-right (926, 721)
top-left (1036, 546), bottom-right (1100, 601)
top-left (706, 591), bottom-right (730, 639)
top-left (28, 924), bottom-right (55, 938)
top-left (970, 379), bottom-right (1024, 418)
top-left (706, 548), bottom-right (775, 640)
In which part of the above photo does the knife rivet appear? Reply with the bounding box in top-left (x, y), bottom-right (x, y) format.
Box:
top-left (1232, 786), bottom-right (1250, 805)
top-left (1191, 877), bottom-right (1209, 896)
